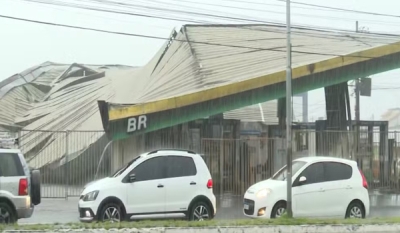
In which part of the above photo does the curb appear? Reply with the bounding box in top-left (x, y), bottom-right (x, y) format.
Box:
top-left (4, 224), bottom-right (400, 233)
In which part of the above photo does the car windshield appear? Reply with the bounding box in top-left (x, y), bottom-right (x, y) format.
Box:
top-left (110, 156), bottom-right (140, 177)
top-left (271, 161), bottom-right (307, 181)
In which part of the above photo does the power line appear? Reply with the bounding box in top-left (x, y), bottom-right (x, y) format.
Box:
top-left (60, 0), bottom-right (400, 31)
top-left (29, 1), bottom-right (177, 29)
top-left (20, 0), bottom-right (275, 24)
top-left (1, 14), bottom-right (399, 60)
top-left (157, 0), bottom-right (400, 27)
top-left (17, 0), bottom-right (400, 44)
top-left (274, 0), bottom-right (400, 19)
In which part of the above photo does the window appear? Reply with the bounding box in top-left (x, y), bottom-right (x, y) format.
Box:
top-left (130, 156), bottom-right (167, 182)
top-left (297, 162), bottom-right (324, 185)
top-left (0, 153), bottom-right (24, 177)
top-left (111, 156), bottom-right (140, 177)
top-left (324, 162), bottom-right (352, 182)
top-left (167, 156), bottom-right (197, 178)
top-left (272, 161), bottom-right (307, 181)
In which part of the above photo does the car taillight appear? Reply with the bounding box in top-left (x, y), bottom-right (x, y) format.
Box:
top-left (207, 179), bottom-right (213, 189)
top-left (19, 178), bottom-right (28, 196)
top-left (359, 169), bottom-right (368, 189)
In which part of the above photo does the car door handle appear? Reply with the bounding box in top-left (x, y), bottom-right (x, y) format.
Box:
top-left (346, 186), bottom-right (352, 189)
top-left (319, 188), bottom-right (325, 192)
top-left (190, 182), bottom-right (196, 185)
top-left (157, 184), bottom-right (164, 188)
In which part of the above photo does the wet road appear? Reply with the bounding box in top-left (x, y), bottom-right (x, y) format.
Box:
top-left (19, 190), bottom-right (400, 224)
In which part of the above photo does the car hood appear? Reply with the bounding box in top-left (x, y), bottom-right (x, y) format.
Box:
top-left (246, 179), bottom-right (285, 193)
top-left (83, 177), bottom-right (113, 192)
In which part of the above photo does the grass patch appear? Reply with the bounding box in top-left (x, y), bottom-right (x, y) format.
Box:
top-left (2, 218), bottom-right (400, 231)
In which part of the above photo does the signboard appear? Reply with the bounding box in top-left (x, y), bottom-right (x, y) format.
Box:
top-left (127, 115), bottom-right (147, 133)
top-left (360, 77), bottom-right (371, 97)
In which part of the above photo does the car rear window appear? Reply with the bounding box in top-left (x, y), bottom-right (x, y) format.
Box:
top-left (324, 162), bottom-right (352, 181)
top-left (0, 153), bottom-right (25, 177)
top-left (167, 156), bottom-right (197, 178)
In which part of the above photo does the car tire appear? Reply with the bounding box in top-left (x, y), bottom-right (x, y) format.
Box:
top-left (98, 203), bottom-right (122, 223)
top-left (31, 169), bottom-right (41, 206)
top-left (0, 202), bottom-right (17, 224)
top-left (271, 201), bottom-right (286, 219)
top-left (189, 202), bottom-right (211, 221)
top-left (345, 201), bottom-right (365, 219)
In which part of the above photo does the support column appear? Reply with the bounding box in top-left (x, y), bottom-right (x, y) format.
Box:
top-left (316, 82), bottom-right (350, 156)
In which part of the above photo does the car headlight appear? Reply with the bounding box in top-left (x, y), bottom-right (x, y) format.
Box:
top-left (256, 188), bottom-right (271, 198)
top-left (83, 190), bottom-right (99, 202)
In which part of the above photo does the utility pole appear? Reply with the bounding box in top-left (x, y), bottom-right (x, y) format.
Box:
top-left (302, 93), bottom-right (308, 123)
top-left (285, 0), bottom-right (293, 218)
top-left (355, 21), bottom-right (361, 167)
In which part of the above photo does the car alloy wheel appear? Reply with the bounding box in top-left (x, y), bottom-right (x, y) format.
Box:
top-left (193, 204), bottom-right (210, 221)
top-left (349, 206), bottom-right (363, 218)
top-left (0, 207), bottom-right (11, 224)
top-left (102, 206), bottom-right (121, 223)
top-left (275, 207), bottom-right (286, 218)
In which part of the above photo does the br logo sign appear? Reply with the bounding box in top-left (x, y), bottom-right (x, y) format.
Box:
top-left (127, 115), bottom-right (147, 133)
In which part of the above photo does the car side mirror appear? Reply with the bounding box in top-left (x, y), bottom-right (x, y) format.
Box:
top-left (299, 176), bottom-right (307, 184)
top-left (129, 174), bottom-right (136, 183)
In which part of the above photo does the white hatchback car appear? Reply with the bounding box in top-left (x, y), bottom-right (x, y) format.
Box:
top-left (78, 149), bottom-right (216, 222)
top-left (244, 156), bottom-right (370, 219)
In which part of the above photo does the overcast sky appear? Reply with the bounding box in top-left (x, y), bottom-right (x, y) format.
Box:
top-left (1, 0), bottom-right (400, 122)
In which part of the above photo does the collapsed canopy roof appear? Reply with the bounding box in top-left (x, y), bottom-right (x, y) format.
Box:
top-left (99, 24), bottom-right (400, 140)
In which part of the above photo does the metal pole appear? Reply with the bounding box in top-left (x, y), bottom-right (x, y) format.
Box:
top-left (65, 131), bottom-right (69, 200)
top-left (285, 0), bottom-right (293, 218)
top-left (302, 92), bottom-right (308, 123)
top-left (355, 21), bottom-right (361, 167)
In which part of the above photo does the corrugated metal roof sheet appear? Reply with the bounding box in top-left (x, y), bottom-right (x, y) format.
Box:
top-left (0, 84), bottom-right (48, 129)
top-left (111, 25), bottom-right (398, 106)
top-left (17, 67), bottom-right (137, 168)
top-left (224, 100), bottom-right (278, 124)
top-left (0, 62), bottom-right (137, 168)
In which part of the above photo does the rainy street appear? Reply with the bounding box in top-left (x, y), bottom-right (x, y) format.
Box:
top-left (19, 190), bottom-right (400, 225)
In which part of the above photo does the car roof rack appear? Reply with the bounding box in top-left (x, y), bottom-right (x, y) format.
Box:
top-left (148, 149), bottom-right (196, 155)
top-left (0, 137), bottom-right (19, 149)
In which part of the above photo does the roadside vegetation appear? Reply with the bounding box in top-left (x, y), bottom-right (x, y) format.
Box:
top-left (2, 217), bottom-right (400, 231)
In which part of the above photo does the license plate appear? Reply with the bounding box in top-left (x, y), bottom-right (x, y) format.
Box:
top-left (244, 204), bottom-right (249, 210)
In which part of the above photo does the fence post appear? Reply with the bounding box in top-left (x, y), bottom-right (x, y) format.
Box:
top-left (17, 130), bottom-right (21, 150)
top-left (65, 131), bottom-right (69, 200)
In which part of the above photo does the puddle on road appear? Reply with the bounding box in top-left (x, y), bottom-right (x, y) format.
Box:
top-left (370, 189), bottom-right (400, 207)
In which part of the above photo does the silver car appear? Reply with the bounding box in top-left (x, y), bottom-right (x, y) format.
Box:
top-left (0, 145), bottom-right (41, 224)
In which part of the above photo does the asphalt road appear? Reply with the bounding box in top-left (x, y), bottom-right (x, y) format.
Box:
top-left (18, 190), bottom-right (400, 224)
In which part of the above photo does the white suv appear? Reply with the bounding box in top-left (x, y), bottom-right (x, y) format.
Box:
top-left (79, 149), bottom-right (216, 222)
top-left (244, 156), bottom-right (370, 219)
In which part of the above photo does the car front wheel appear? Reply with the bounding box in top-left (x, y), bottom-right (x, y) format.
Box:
top-left (99, 203), bottom-right (122, 223)
top-left (271, 202), bottom-right (286, 218)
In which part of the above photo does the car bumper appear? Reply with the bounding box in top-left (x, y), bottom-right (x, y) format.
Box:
top-left (243, 193), bottom-right (274, 219)
top-left (16, 206), bottom-right (34, 219)
top-left (78, 207), bottom-right (97, 222)
top-left (78, 199), bottom-right (99, 223)
top-left (211, 194), bottom-right (217, 217)
top-left (13, 196), bottom-right (34, 219)
top-left (364, 193), bottom-right (370, 217)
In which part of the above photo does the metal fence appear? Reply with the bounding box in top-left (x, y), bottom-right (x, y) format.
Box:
top-left (1, 129), bottom-right (400, 198)
top-left (1, 130), bottom-right (111, 199)
top-left (201, 130), bottom-right (400, 195)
